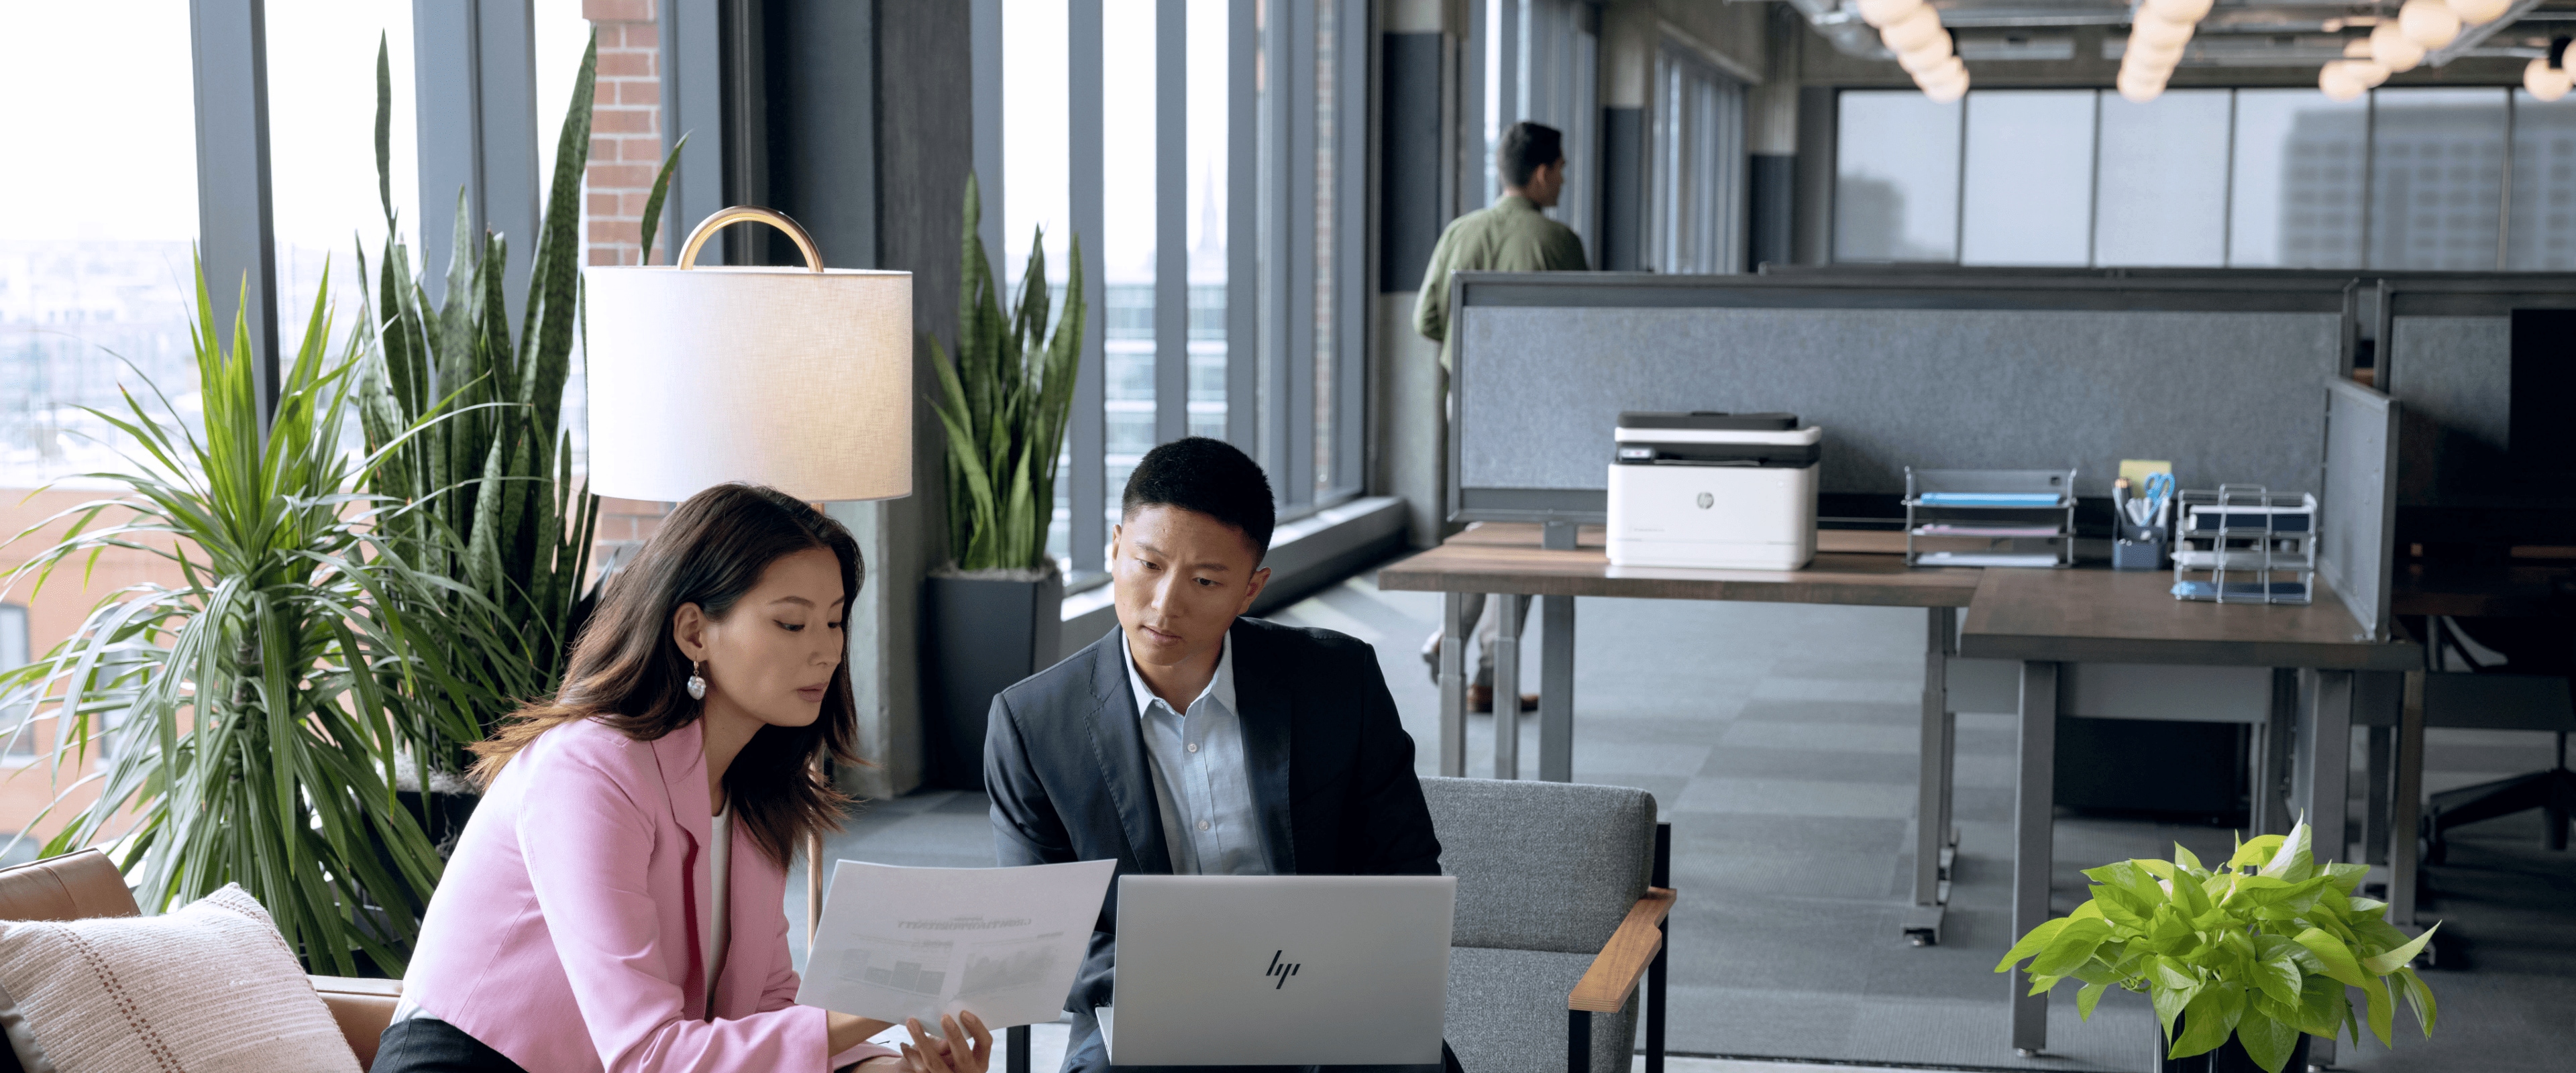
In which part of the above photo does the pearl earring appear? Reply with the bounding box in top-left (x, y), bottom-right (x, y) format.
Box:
top-left (686, 661), bottom-right (708, 701)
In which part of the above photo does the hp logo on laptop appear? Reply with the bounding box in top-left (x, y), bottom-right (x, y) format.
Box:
top-left (1265, 950), bottom-right (1301, 989)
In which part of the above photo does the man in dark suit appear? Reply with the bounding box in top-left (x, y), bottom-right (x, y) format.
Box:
top-left (984, 437), bottom-right (1445, 1073)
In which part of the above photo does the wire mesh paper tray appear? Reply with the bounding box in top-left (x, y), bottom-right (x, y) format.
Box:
top-left (2171, 485), bottom-right (2316, 605)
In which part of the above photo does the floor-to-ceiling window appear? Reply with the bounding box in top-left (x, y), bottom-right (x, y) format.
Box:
top-left (1652, 46), bottom-right (1746, 274)
top-left (986, 0), bottom-right (1363, 584)
top-left (0, 3), bottom-right (202, 490)
top-left (1834, 86), bottom-right (2561, 271)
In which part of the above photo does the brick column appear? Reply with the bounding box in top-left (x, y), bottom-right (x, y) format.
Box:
top-left (585, 0), bottom-right (665, 266)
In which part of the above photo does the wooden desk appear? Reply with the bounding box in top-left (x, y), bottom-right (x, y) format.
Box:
top-left (1376, 523), bottom-right (1979, 946)
top-left (1960, 568), bottom-right (2420, 1056)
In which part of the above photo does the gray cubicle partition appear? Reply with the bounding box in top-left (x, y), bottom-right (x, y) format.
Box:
top-left (1448, 273), bottom-right (2355, 524)
top-left (2377, 281), bottom-right (2576, 510)
top-left (2322, 378), bottom-right (2400, 641)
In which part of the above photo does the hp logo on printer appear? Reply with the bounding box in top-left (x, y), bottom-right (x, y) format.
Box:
top-left (1265, 950), bottom-right (1301, 989)
top-left (1695, 492), bottom-right (1713, 509)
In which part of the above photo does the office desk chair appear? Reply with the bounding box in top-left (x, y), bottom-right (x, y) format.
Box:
top-left (2420, 616), bottom-right (2576, 861)
top-left (1420, 777), bottom-right (1673, 1073)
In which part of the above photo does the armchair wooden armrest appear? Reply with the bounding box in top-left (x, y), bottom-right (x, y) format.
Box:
top-left (1568, 887), bottom-right (1676, 1013)
top-left (311, 975), bottom-right (402, 1070)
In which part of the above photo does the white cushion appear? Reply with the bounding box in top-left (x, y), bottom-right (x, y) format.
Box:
top-left (0, 883), bottom-right (360, 1073)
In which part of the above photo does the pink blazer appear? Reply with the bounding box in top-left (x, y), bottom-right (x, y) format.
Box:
top-left (404, 716), bottom-right (895, 1072)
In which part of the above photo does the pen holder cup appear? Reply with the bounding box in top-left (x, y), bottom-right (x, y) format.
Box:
top-left (2112, 524), bottom-right (2164, 571)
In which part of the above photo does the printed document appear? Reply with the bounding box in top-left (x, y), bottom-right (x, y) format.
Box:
top-left (796, 858), bottom-right (1118, 1029)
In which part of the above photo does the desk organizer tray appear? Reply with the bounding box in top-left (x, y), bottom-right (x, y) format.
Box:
top-left (2170, 486), bottom-right (2314, 605)
top-left (1902, 468), bottom-right (2076, 569)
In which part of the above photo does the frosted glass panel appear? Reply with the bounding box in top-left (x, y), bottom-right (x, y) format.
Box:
top-left (2510, 91), bottom-right (2576, 270)
top-left (2231, 90), bottom-right (2366, 267)
top-left (1960, 91), bottom-right (2094, 266)
top-left (2094, 90), bottom-right (2230, 266)
top-left (1833, 91), bottom-right (1960, 262)
top-left (2369, 88), bottom-right (2506, 270)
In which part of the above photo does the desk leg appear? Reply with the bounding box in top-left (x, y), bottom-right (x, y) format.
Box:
top-left (1538, 594), bottom-right (1576, 783)
top-left (2011, 660), bottom-right (2058, 1056)
top-left (2304, 670), bottom-right (2354, 867)
top-left (1439, 591), bottom-right (1467, 778)
top-left (2391, 671), bottom-right (2426, 928)
top-left (1494, 594), bottom-right (1523, 780)
top-left (1904, 606), bottom-right (1955, 946)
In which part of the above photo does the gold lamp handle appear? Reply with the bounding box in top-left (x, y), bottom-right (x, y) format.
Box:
top-left (676, 206), bottom-right (825, 272)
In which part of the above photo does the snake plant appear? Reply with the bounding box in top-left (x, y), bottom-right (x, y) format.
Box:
top-left (927, 174), bottom-right (1086, 571)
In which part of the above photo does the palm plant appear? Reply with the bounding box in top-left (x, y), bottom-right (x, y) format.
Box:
top-left (928, 174), bottom-right (1086, 571)
top-left (0, 260), bottom-right (529, 974)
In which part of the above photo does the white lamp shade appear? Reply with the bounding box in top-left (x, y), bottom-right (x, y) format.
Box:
top-left (1856, 0), bottom-right (1923, 30)
top-left (2446, 0), bottom-right (2512, 24)
top-left (2320, 62), bottom-right (2369, 101)
top-left (2143, 0), bottom-right (2214, 24)
top-left (2370, 23), bottom-right (2426, 72)
top-left (1923, 75), bottom-right (1969, 103)
top-left (2399, 0), bottom-right (2461, 48)
top-left (1881, 6), bottom-right (1945, 53)
top-left (2527, 57), bottom-right (2574, 101)
top-left (584, 266), bottom-right (914, 502)
top-left (2125, 41), bottom-right (2183, 73)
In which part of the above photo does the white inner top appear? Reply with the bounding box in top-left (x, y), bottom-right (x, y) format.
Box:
top-left (705, 801), bottom-right (731, 1020)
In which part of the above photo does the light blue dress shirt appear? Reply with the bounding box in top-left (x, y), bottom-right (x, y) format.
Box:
top-left (1120, 632), bottom-right (1274, 877)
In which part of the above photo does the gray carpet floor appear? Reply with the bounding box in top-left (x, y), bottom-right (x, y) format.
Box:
top-left (791, 571), bottom-right (2576, 1073)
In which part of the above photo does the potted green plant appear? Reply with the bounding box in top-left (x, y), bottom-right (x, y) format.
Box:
top-left (920, 173), bottom-right (1085, 789)
top-left (1996, 820), bottom-right (2439, 1073)
top-left (0, 260), bottom-right (530, 975)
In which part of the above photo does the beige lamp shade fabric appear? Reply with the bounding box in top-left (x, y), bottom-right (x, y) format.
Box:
top-left (583, 264), bottom-right (913, 502)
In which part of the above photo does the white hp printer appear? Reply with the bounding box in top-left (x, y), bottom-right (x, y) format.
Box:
top-left (1607, 411), bottom-right (1821, 571)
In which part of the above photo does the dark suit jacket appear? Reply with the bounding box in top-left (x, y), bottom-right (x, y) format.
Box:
top-left (983, 616), bottom-right (1444, 1015)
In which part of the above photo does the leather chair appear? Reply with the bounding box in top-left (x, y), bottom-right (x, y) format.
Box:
top-left (0, 849), bottom-right (401, 1071)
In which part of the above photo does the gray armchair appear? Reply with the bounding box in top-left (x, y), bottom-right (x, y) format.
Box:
top-left (1421, 777), bottom-right (1673, 1073)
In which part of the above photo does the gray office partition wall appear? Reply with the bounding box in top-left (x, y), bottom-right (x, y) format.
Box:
top-left (1447, 273), bottom-right (2355, 524)
top-left (2321, 378), bottom-right (2400, 641)
top-left (2377, 282), bottom-right (2576, 508)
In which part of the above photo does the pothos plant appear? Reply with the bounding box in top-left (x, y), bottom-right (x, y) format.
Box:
top-left (1996, 820), bottom-right (2438, 1073)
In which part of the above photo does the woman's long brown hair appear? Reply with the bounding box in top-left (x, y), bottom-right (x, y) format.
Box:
top-left (468, 483), bottom-right (863, 866)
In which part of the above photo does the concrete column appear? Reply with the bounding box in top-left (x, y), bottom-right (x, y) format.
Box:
top-left (1597, 1), bottom-right (1652, 271)
top-left (1375, 0), bottom-right (1454, 547)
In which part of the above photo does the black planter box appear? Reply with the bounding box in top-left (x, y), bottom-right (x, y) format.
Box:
top-left (2157, 1015), bottom-right (2313, 1073)
top-left (922, 571), bottom-right (1065, 790)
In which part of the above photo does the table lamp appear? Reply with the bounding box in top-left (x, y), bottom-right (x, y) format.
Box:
top-left (585, 206), bottom-right (912, 503)
top-left (584, 206), bottom-right (913, 942)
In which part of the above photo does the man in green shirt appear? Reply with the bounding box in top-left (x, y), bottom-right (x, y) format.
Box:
top-left (1413, 121), bottom-right (1588, 714)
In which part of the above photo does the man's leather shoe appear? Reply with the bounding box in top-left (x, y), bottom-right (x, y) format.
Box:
top-left (1466, 684), bottom-right (1540, 713)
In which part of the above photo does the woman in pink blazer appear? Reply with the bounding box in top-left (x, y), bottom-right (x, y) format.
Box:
top-left (382, 485), bottom-right (992, 1073)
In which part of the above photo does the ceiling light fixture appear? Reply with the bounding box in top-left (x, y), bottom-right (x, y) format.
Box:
top-left (2446, 0), bottom-right (2512, 25)
top-left (1857, 0), bottom-right (1925, 28)
top-left (2369, 23), bottom-right (2426, 72)
top-left (2399, 0), bottom-right (2462, 49)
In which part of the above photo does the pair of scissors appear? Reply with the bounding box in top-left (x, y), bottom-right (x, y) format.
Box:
top-left (2135, 472), bottom-right (2174, 527)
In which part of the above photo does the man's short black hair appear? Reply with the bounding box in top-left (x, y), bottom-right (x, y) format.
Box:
top-left (1120, 437), bottom-right (1276, 562)
top-left (1499, 121), bottom-right (1564, 189)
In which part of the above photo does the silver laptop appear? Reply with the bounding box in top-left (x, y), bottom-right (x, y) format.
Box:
top-left (1099, 874), bottom-right (1456, 1067)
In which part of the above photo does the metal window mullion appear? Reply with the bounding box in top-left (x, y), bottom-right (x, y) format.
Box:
top-left (1071, 0), bottom-right (1108, 575)
top-left (972, 0), bottom-right (1005, 262)
top-left (1334, 0), bottom-right (1367, 495)
top-left (1226, 0), bottom-right (1258, 453)
top-left (1282, 0), bottom-right (1318, 507)
top-left (193, 0), bottom-right (278, 419)
top-left (1260, 0), bottom-right (1292, 489)
top-left (1461, 0), bottom-right (1485, 211)
top-left (665, 0), bottom-right (725, 264)
top-left (1155, 0), bottom-right (1188, 445)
